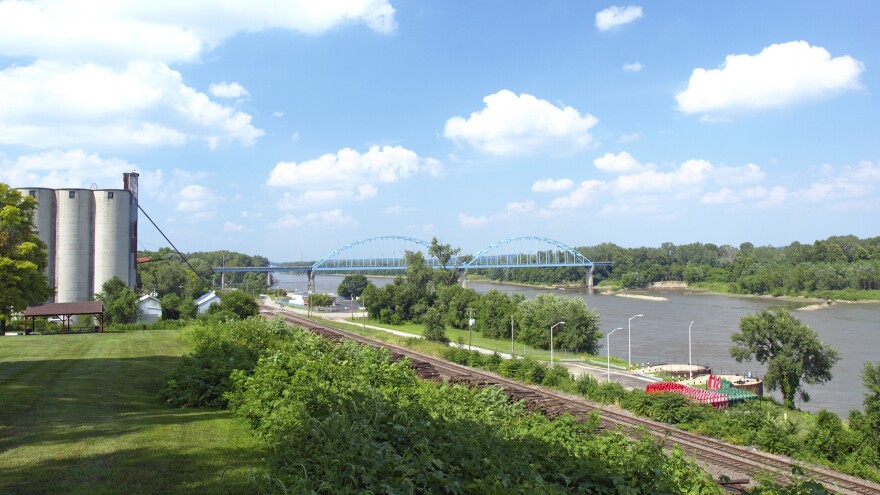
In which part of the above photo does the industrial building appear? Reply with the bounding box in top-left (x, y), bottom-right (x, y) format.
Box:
top-left (16, 173), bottom-right (139, 303)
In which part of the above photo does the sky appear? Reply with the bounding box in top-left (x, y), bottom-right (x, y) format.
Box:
top-left (1, 1), bottom-right (878, 262)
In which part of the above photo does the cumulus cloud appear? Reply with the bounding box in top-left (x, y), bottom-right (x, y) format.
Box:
top-left (458, 213), bottom-right (491, 228)
top-left (549, 180), bottom-right (606, 209)
top-left (623, 62), bottom-right (643, 72)
top-left (273, 209), bottom-right (356, 229)
top-left (223, 221), bottom-right (251, 233)
top-left (0, 149), bottom-right (139, 188)
top-left (532, 178), bottom-right (574, 193)
top-left (0, 0), bottom-right (397, 150)
top-left (593, 151), bottom-right (648, 173)
top-left (444, 90), bottom-right (598, 156)
top-left (0, 61), bottom-right (263, 148)
top-left (595, 6), bottom-right (643, 31)
top-left (209, 81), bottom-right (249, 99)
top-left (176, 184), bottom-right (217, 219)
top-left (267, 145), bottom-right (442, 206)
top-left (0, 0), bottom-right (397, 64)
top-left (617, 132), bottom-right (640, 143)
top-left (676, 41), bottom-right (864, 119)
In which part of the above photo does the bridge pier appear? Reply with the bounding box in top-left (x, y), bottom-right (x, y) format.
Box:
top-left (266, 271), bottom-right (272, 288)
top-left (220, 272), bottom-right (225, 290)
top-left (307, 270), bottom-right (315, 294)
top-left (586, 266), bottom-right (594, 293)
top-left (460, 268), bottom-right (468, 288)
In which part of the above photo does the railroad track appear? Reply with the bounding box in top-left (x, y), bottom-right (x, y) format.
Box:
top-left (263, 307), bottom-right (880, 494)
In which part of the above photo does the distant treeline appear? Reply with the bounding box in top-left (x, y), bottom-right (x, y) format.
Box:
top-left (136, 248), bottom-right (268, 297)
top-left (474, 235), bottom-right (880, 299)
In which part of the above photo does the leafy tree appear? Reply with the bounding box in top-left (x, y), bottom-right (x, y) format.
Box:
top-left (423, 307), bottom-right (448, 342)
top-left (730, 308), bottom-right (840, 409)
top-left (0, 185), bottom-right (53, 334)
top-left (308, 293), bottom-right (333, 308)
top-left (95, 276), bottom-right (137, 325)
top-left (849, 362), bottom-right (880, 459)
top-left (429, 237), bottom-right (461, 286)
top-left (337, 274), bottom-right (371, 299)
top-left (514, 294), bottom-right (601, 354)
top-left (160, 293), bottom-right (181, 320)
top-left (217, 290), bottom-right (259, 319)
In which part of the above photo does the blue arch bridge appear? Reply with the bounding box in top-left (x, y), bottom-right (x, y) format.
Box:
top-left (213, 235), bottom-right (612, 293)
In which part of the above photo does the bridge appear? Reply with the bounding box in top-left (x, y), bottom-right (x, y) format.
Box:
top-left (213, 235), bottom-right (611, 292)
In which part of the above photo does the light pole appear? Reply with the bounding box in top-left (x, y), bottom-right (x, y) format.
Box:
top-left (550, 321), bottom-right (565, 366)
top-left (688, 321), bottom-right (694, 381)
top-left (607, 327), bottom-right (622, 382)
top-left (628, 314), bottom-right (643, 369)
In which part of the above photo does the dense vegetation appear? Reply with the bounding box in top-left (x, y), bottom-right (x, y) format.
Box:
top-left (0, 184), bottom-right (53, 334)
top-left (363, 250), bottom-right (602, 354)
top-left (476, 235), bottom-right (880, 299)
top-left (136, 247), bottom-right (268, 299)
top-left (440, 346), bottom-right (880, 484)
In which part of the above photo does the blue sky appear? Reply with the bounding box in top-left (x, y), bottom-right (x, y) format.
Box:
top-left (1, 1), bottom-right (878, 262)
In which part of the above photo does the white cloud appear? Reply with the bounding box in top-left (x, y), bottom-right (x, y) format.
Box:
top-left (272, 111), bottom-right (284, 118)
top-left (444, 90), bottom-right (598, 156)
top-left (617, 132), bottom-right (640, 143)
top-left (176, 184), bottom-right (217, 219)
top-left (0, 0), bottom-right (397, 64)
top-left (714, 163), bottom-right (766, 185)
top-left (506, 200), bottom-right (535, 214)
top-left (267, 145), bottom-right (442, 205)
top-left (595, 6), bottom-right (643, 31)
top-left (0, 61), bottom-right (263, 148)
top-left (458, 213), bottom-right (491, 228)
top-left (223, 221), bottom-right (251, 233)
top-left (623, 62), bottom-right (643, 72)
top-left (700, 188), bottom-right (738, 205)
top-left (384, 205), bottom-right (406, 214)
top-left (0, 149), bottom-right (139, 188)
top-left (676, 41), bottom-right (864, 119)
top-left (615, 159), bottom-right (712, 193)
top-left (549, 180), bottom-right (606, 209)
top-left (593, 151), bottom-right (648, 173)
top-left (209, 81), bottom-right (249, 99)
top-left (532, 178), bottom-right (574, 193)
top-left (273, 209), bottom-right (356, 229)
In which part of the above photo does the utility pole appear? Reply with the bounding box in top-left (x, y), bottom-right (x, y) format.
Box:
top-left (466, 307), bottom-right (475, 351)
top-left (510, 315), bottom-right (515, 357)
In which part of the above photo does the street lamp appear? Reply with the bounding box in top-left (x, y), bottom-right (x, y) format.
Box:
top-left (607, 327), bottom-right (623, 382)
top-left (688, 321), bottom-right (694, 381)
top-left (628, 314), bottom-right (643, 369)
top-left (550, 321), bottom-right (565, 366)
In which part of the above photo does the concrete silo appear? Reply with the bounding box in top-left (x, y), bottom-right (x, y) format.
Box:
top-left (55, 189), bottom-right (94, 303)
top-left (93, 189), bottom-right (132, 294)
top-left (16, 188), bottom-right (57, 301)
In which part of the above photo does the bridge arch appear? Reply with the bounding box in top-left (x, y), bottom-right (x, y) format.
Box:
top-left (312, 235), bottom-right (449, 271)
top-left (464, 236), bottom-right (593, 269)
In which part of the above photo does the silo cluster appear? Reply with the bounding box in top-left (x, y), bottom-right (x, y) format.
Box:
top-left (17, 173), bottom-right (139, 303)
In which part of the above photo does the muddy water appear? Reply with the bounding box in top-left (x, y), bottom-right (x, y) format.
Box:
top-left (272, 272), bottom-right (880, 418)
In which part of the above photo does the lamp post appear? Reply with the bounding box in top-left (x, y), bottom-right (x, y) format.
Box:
top-left (628, 314), bottom-right (643, 369)
top-left (607, 327), bottom-right (622, 382)
top-left (550, 321), bottom-right (565, 366)
top-left (688, 321), bottom-right (694, 381)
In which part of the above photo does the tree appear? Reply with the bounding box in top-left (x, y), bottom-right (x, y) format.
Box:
top-left (514, 294), bottom-right (601, 354)
top-left (423, 307), bottom-right (448, 343)
top-left (309, 293), bottom-right (333, 308)
top-left (96, 276), bottom-right (137, 325)
top-left (429, 237), bottom-right (461, 286)
top-left (849, 362), bottom-right (880, 459)
top-left (0, 185), bottom-right (53, 334)
top-left (337, 274), bottom-right (371, 299)
top-left (218, 290), bottom-right (259, 319)
top-left (730, 308), bottom-right (840, 409)
top-left (161, 293), bottom-right (182, 320)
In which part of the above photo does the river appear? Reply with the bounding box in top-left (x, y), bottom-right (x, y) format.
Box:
top-left (271, 272), bottom-right (880, 419)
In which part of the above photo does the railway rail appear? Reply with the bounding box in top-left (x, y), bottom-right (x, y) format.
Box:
top-left (262, 307), bottom-right (880, 495)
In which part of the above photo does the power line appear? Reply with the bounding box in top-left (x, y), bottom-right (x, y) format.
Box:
top-left (137, 204), bottom-right (210, 288)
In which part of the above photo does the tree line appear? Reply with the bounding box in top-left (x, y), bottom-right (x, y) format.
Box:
top-left (475, 235), bottom-right (880, 299)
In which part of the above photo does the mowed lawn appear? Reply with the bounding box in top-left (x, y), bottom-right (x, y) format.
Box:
top-left (0, 330), bottom-right (267, 495)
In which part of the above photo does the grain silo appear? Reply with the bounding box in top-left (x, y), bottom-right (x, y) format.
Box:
top-left (55, 189), bottom-right (94, 303)
top-left (16, 173), bottom-right (139, 304)
top-left (17, 188), bottom-right (57, 302)
top-left (93, 189), bottom-right (132, 295)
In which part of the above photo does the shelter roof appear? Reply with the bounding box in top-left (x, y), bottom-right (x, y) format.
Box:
top-left (24, 301), bottom-right (104, 317)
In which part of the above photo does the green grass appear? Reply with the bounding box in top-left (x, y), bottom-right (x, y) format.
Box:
top-left (0, 330), bottom-right (267, 495)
